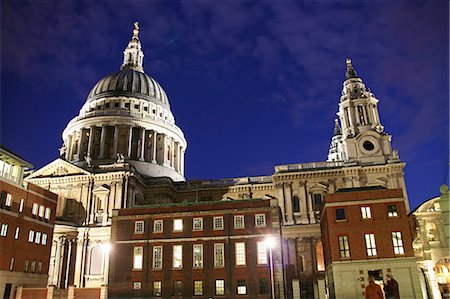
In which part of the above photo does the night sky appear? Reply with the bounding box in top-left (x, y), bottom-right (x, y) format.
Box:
top-left (1, 1), bottom-right (448, 210)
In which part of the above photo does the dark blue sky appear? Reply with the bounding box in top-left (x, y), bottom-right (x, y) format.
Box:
top-left (1, 1), bottom-right (448, 209)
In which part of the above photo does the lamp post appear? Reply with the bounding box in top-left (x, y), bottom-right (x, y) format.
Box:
top-left (265, 237), bottom-right (276, 299)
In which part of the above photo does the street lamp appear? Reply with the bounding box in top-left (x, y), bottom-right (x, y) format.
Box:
top-left (265, 237), bottom-right (276, 299)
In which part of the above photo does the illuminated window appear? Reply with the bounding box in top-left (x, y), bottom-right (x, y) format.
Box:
top-left (235, 242), bottom-right (246, 266)
top-left (237, 280), bottom-right (247, 295)
top-left (153, 220), bottom-right (163, 232)
top-left (173, 245), bottom-right (183, 268)
top-left (173, 280), bottom-right (182, 296)
top-left (388, 205), bottom-right (398, 217)
top-left (364, 234), bottom-right (377, 256)
top-left (214, 243), bottom-right (225, 267)
top-left (215, 279), bottom-right (225, 296)
top-left (153, 246), bottom-right (162, 269)
top-left (153, 281), bottom-right (162, 297)
top-left (0, 223), bottom-right (8, 236)
top-left (38, 261), bottom-right (42, 274)
top-left (28, 230), bottom-right (34, 242)
top-left (38, 205), bottom-right (45, 218)
top-left (32, 203), bottom-right (38, 216)
top-left (14, 227), bottom-right (19, 239)
top-left (194, 280), bottom-right (203, 296)
top-left (193, 244), bottom-right (203, 268)
top-left (134, 221), bottom-right (144, 234)
top-left (392, 232), bottom-right (405, 255)
top-left (44, 207), bottom-right (51, 220)
top-left (19, 199), bottom-right (24, 212)
top-left (335, 208), bottom-right (346, 220)
top-left (31, 260), bottom-right (36, 272)
top-left (35, 232), bottom-right (41, 244)
top-left (255, 214), bottom-right (266, 227)
top-left (173, 219), bottom-right (183, 231)
top-left (257, 241), bottom-right (268, 264)
top-left (24, 260), bottom-right (29, 272)
top-left (5, 193), bottom-right (13, 207)
top-left (234, 215), bottom-right (245, 228)
top-left (193, 218), bottom-right (203, 231)
top-left (133, 246), bottom-right (143, 270)
top-left (361, 207), bottom-right (372, 219)
top-left (133, 282), bottom-right (141, 290)
top-left (213, 216), bottom-right (224, 230)
top-left (338, 236), bottom-right (350, 258)
top-left (9, 257), bottom-right (14, 271)
top-left (42, 233), bottom-right (48, 245)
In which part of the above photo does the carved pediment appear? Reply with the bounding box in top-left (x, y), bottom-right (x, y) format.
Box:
top-left (366, 177), bottom-right (388, 187)
top-left (27, 158), bottom-right (91, 179)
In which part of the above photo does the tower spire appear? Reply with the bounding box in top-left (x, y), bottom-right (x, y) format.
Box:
top-left (121, 22), bottom-right (144, 72)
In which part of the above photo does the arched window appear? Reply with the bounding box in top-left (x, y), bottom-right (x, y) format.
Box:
top-left (89, 245), bottom-right (103, 275)
top-left (293, 196), bottom-right (300, 212)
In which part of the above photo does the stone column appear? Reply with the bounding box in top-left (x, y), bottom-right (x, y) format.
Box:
top-left (103, 244), bottom-right (110, 285)
top-left (171, 138), bottom-right (175, 168)
top-left (163, 134), bottom-right (168, 166)
top-left (180, 147), bottom-right (185, 174)
top-left (68, 134), bottom-right (74, 161)
top-left (152, 131), bottom-right (157, 163)
top-left (140, 128), bottom-right (146, 161)
top-left (307, 192), bottom-right (314, 223)
top-left (76, 130), bottom-right (83, 160)
top-left (87, 127), bottom-right (94, 158)
top-left (73, 236), bottom-right (84, 287)
top-left (52, 239), bottom-right (62, 286)
top-left (374, 105), bottom-right (381, 124)
top-left (127, 126), bottom-right (133, 158)
top-left (57, 237), bottom-right (66, 288)
top-left (99, 125), bottom-right (106, 159)
top-left (276, 184), bottom-right (286, 224)
top-left (65, 239), bottom-right (73, 288)
top-left (284, 183), bottom-right (294, 224)
top-left (113, 125), bottom-right (119, 158)
top-left (299, 181), bottom-right (308, 223)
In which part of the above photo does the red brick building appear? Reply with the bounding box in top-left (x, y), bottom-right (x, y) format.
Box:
top-left (0, 146), bottom-right (57, 299)
top-left (320, 187), bottom-right (423, 298)
top-left (109, 197), bottom-right (283, 298)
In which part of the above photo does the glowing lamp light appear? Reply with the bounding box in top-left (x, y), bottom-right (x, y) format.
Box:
top-left (265, 237), bottom-right (276, 249)
top-left (101, 242), bottom-right (112, 253)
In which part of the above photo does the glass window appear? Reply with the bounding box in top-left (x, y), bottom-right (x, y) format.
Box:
top-left (257, 241), bottom-right (268, 264)
top-left (392, 232), bottom-right (405, 255)
top-left (14, 227), bottom-right (19, 239)
top-left (153, 246), bottom-right (163, 269)
top-left (19, 199), bottom-right (24, 212)
top-left (388, 205), bottom-right (398, 217)
top-left (38, 261), bottom-right (42, 273)
top-left (153, 220), bottom-right (163, 232)
top-left (28, 230), bottom-right (34, 242)
top-left (5, 193), bottom-right (13, 207)
top-left (313, 194), bottom-right (322, 211)
top-left (235, 242), bottom-right (246, 266)
top-left (259, 278), bottom-right (269, 294)
top-left (173, 280), bottom-right (182, 296)
top-left (193, 218), bottom-right (203, 231)
top-left (133, 246), bottom-right (143, 270)
top-left (173, 245), bottom-right (183, 268)
top-left (134, 221), bottom-right (144, 234)
top-left (44, 207), bottom-right (51, 220)
top-left (234, 215), bottom-right (245, 228)
top-left (213, 216), bottom-right (224, 230)
top-left (194, 281), bottom-right (203, 296)
top-left (361, 207), bottom-right (372, 219)
top-left (335, 208), bottom-right (346, 220)
top-left (9, 257), bottom-right (14, 271)
top-left (35, 232), bottom-right (41, 244)
top-left (38, 205), bottom-right (45, 218)
top-left (193, 244), bottom-right (203, 268)
top-left (24, 260), bottom-right (29, 272)
top-left (338, 236), bottom-right (350, 258)
top-left (215, 279), bottom-right (225, 296)
top-left (0, 223), bottom-right (8, 236)
top-left (32, 203), bottom-right (38, 216)
top-left (133, 282), bottom-right (141, 290)
top-left (364, 233), bottom-right (377, 256)
top-left (173, 219), bottom-right (183, 231)
top-left (31, 260), bottom-right (36, 272)
top-left (255, 214), bottom-right (266, 227)
top-left (237, 280), bottom-right (247, 295)
top-left (42, 233), bottom-right (47, 245)
top-left (214, 243), bottom-right (225, 267)
top-left (153, 281), bottom-right (162, 297)
top-left (293, 196), bottom-right (300, 212)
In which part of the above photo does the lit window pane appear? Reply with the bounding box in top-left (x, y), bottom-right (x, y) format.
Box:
top-left (255, 214), bottom-right (266, 227)
top-left (173, 245), bottom-right (183, 268)
top-left (173, 219), bottom-right (183, 231)
top-left (193, 218), bottom-right (203, 231)
top-left (257, 241), bottom-right (268, 264)
top-left (361, 207), bottom-right (372, 219)
top-left (235, 242), bottom-right (246, 266)
top-left (392, 232), bottom-right (405, 255)
top-left (234, 215), bottom-right (245, 228)
top-left (214, 243), bottom-right (225, 267)
top-left (153, 246), bottom-right (163, 269)
top-left (193, 244), bottom-right (203, 268)
top-left (364, 234), bottom-right (377, 256)
top-left (215, 280), bottom-right (225, 295)
top-left (133, 247), bottom-right (143, 270)
top-left (213, 217), bottom-right (224, 230)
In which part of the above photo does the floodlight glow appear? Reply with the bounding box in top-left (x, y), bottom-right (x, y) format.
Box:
top-left (265, 237), bottom-right (276, 249)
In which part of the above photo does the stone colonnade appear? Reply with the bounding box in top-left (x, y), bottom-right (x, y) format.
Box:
top-left (64, 124), bottom-right (184, 173)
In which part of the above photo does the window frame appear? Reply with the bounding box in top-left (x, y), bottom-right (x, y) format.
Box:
top-left (28, 230), bottom-right (34, 242)
top-left (361, 206), bottom-right (372, 219)
top-left (215, 279), bottom-right (225, 296)
top-left (387, 204), bottom-right (399, 217)
top-left (0, 223), bottom-right (8, 237)
top-left (173, 244), bottom-right (183, 269)
top-left (152, 246), bottom-right (163, 269)
top-left (5, 193), bottom-right (13, 207)
top-left (173, 219), bottom-right (183, 232)
top-left (213, 216), bottom-right (224, 230)
top-left (133, 246), bottom-right (143, 270)
top-left (134, 220), bottom-right (145, 234)
top-left (153, 281), bottom-right (162, 297)
top-left (335, 208), bottom-right (346, 221)
top-left (255, 214), bottom-right (267, 227)
top-left (193, 280), bottom-right (203, 296)
top-left (193, 217), bottom-right (203, 231)
top-left (338, 235), bottom-right (350, 258)
top-left (234, 215), bottom-right (245, 229)
top-left (19, 199), bottom-right (24, 212)
top-left (153, 220), bottom-right (163, 233)
top-left (237, 279), bottom-right (247, 295)
top-left (193, 244), bottom-right (203, 268)
top-left (214, 243), bottom-right (225, 268)
top-left (257, 241), bottom-right (268, 264)
top-left (392, 231), bottom-right (405, 255)
top-left (32, 203), bottom-right (38, 216)
top-left (364, 233), bottom-right (377, 256)
top-left (44, 207), bottom-right (51, 220)
top-left (235, 242), bottom-right (246, 266)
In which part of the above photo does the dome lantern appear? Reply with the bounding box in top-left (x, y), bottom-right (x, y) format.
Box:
top-left (121, 22), bottom-right (144, 72)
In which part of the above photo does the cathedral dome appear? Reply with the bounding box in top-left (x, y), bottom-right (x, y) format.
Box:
top-left (86, 67), bottom-right (169, 107)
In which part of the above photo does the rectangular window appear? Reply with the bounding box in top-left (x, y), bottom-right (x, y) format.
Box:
top-left (313, 193), bottom-right (323, 211)
top-left (153, 246), bottom-right (163, 269)
top-left (31, 260), bottom-right (36, 272)
top-left (35, 231), bottom-right (41, 244)
top-left (24, 260), bottom-right (29, 272)
top-left (237, 280), bottom-right (247, 295)
top-left (335, 208), bottom-right (346, 220)
top-left (193, 244), bottom-right (203, 268)
top-left (215, 279), bottom-right (225, 296)
top-left (214, 243), bottom-right (225, 267)
top-left (9, 257), bottom-right (14, 271)
top-left (338, 236), bottom-right (350, 258)
top-left (134, 221), bottom-right (144, 234)
top-left (213, 216), bottom-right (224, 230)
top-left (32, 203), bottom-right (38, 216)
top-left (235, 242), bottom-right (246, 266)
top-left (193, 218), bottom-right (203, 231)
top-left (194, 280), bottom-right (203, 296)
top-left (153, 220), bottom-right (163, 232)
top-left (38, 261), bottom-right (42, 274)
top-left (0, 223), bottom-right (8, 236)
top-left (173, 219), bottom-right (183, 231)
top-left (153, 281), bottom-right (162, 297)
top-left (42, 233), bottom-right (48, 245)
top-left (28, 230), bottom-right (34, 242)
top-left (173, 280), bottom-right (182, 296)
top-left (388, 205), bottom-right (398, 217)
top-left (173, 245), bottom-right (183, 268)
top-left (365, 233), bottom-right (377, 256)
top-left (133, 246), bottom-right (143, 270)
top-left (133, 282), bottom-right (142, 290)
top-left (392, 232), bottom-right (405, 255)
top-left (5, 193), bottom-right (13, 207)
top-left (234, 215), bottom-right (245, 228)
top-left (361, 206), bottom-right (372, 219)
top-left (257, 241), bottom-right (268, 264)
top-left (38, 205), bottom-right (45, 218)
top-left (19, 199), bottom-right (24, 212)
top-left (259, 278), bottom-right (269, 294)
top-left (44, 207), bottom-right (51, 220)
top-left (14, 227), bottom-right (19, 239)
top-left (255, 214), bottom-right (267, 227)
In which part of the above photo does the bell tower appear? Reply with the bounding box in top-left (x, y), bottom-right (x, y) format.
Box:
top-left (333, 59), bottom-right (400, 165)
